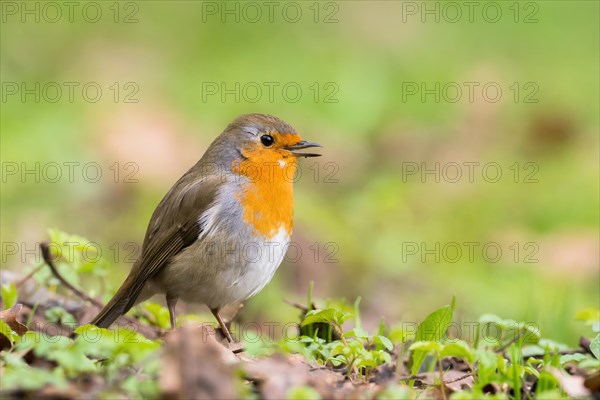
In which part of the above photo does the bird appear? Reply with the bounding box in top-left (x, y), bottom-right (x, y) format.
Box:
top-left (90, 114), bottom-right (321, 342)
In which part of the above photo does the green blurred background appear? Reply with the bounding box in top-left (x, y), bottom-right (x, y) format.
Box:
top-left (1, 1), bottom-right (598, 344)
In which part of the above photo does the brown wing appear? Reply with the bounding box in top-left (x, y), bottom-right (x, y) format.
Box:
top-left (91, 172), bottom-right (220, 328)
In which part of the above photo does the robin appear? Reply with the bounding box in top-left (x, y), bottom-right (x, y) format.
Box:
top-left (90, 114), bottom-right (321, 342)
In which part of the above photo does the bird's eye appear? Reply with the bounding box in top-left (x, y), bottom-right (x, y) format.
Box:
top-left (260, 134), bottom-right (274, 147)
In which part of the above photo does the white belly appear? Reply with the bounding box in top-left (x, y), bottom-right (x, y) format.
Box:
top-left (158, 226), bottom-right (290, 309)
top-left (228, 227), bottom-right (290, 302)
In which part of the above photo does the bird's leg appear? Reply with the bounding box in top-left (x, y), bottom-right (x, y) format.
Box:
top-left (211, 307), bottom-right (234, 342)
top-left (166, 295), bottom-right (178, 330)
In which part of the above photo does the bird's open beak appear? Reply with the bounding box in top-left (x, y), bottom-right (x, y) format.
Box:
top-left (284, 140), bottom-right (322, 157)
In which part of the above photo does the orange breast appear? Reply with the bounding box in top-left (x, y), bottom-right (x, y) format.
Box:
top-left (232, 148), bottom-right (297, 238)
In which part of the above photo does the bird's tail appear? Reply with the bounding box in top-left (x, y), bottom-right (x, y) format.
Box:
top-left (90, 272), bottom-right (143, 328)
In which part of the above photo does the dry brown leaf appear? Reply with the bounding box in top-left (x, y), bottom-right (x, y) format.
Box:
top-left (443, 370), bottom-right (474, 392)
top-left (549, 367), bottom-right (591, 398)
top-left (244, 353), bottom-right (360, 400)
top-left (583, 371), bottom-right (600, 394)
top-left (0, 304), bottom-right (28, 350)
top-left (0, 304), bottom-right (28, 336)
top-left (161, 324), bottom-right (239, 399)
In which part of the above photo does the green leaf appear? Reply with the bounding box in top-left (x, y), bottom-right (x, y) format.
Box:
top-left (560, 353), bottom-right (588, 365)
top-left (475, 349), bottom-right (502, 385)
top-left (535, 371), bottom-right (559, 394)
top-left (388, 325), bottom-right (415, 343)
top-left (30, 334), bottom-right (72, 357)
top-left (377, 384), bottom-right (414, 400)
top-left (590, 333), bottom-right (600, 360)
top-left (516, 322), bottom-right (541, 345)
top-left (121, 374), bottom-right (160, 398)
top-left (45, 306), bottom-right (77, 326)
top-left (536, 390), bottom-right (567, 400)
top-left (579, 357), bottom-right (600, 369)
top-left (378, 317), bottom-right (386, 336)
top-left (374, 335), bottom-right (394, 351)
top-left (45, 229), bottom-right (109, 280)
top-left (353, 296), bottom-right (362, 330)
top-left (344, 327), bottom-right (369, 339)
top-left (524, 365), bottom-right (540, 378)
top-left (441, 340), bottom-right (475, 363)
top-left (14, 331), bottom-right (97, 377)
top-left (74, 324), bottom-right (160, 365)
top-left (49, 349), bottom-right (97, 376)
top-left (356, 354), bottom-right (379, 369)
top-left (1, 283), bottom-right (17, 309)
top-left (478, 314), bottom-right (540, 349)
top-left (301, 308), bottom-right (350, 327)
top-left (380, 350), bottom-right (392, 364)
top-left (415, 296), bottom-right (456, 342)
top-left (0, 362), bottom-right (67, 391)
top-left (0, 319), bottom-right (19, 346)
top-left (538, 338), bottom-right (569, 353)
top-left (478, 313), bottom-right (505, 326)
top-left (521, 345), bottom-right (545, 358)
top-left (508, 344), bottom-right (523, 399)
top-left (301, 309), bottom-right (336, 326)
top-left (410, 296), bottom-right (455, 375)
top-left (141, 302), bottom-right (171, 329)
top-left (409, 340), bottom-right (442, 354)
top-left (286, 385), bottom-right (322, 400)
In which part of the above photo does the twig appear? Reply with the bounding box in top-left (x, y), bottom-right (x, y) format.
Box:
top-left (443, 372), bottom-right (473, 384)
top-left (14, 263), bottom-right (45, 288)
top-left (308, 366), bottom-right (330, 372)
top-left (40, 242), bottom-right (103, 308)
top-left (284, 298), bottom-right (318, 312)
top-left (523, 348), bottom-right (589, 360)
top-left (579, 336), bottom-right (592, 354)
top-left (496, 328), bottom-right (525, 353)
top-left (284, 298), bottom-right (307, 310)
top-left (397, 371), bottom-right (473, 385)
top-left (396, 373), bottom-right (427, 381)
